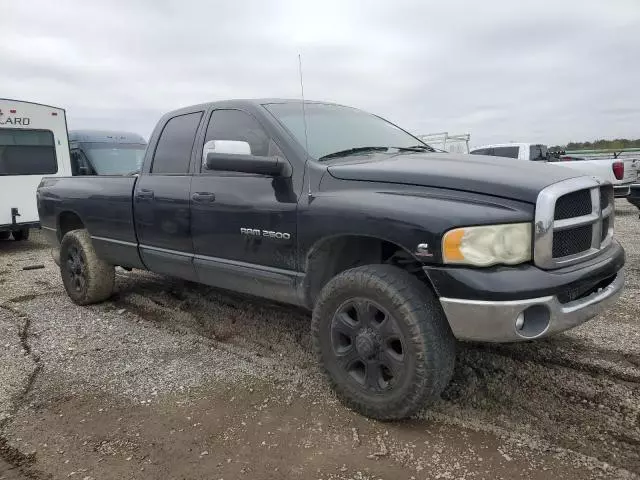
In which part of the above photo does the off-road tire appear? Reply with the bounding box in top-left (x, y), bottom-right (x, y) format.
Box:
top-left (52, 248), bottom-right (61, 266)
top-left (311, 264), bottom-right (456, 420)
top-left (11, 228), bottom-right (29, 241)
top-left (0, 231), bottom-right (10, 240)
top-left (60, 229), bottom-right (115, 305)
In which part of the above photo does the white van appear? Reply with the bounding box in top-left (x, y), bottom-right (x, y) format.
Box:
top-left (0, 99), bottom-right (71, 240)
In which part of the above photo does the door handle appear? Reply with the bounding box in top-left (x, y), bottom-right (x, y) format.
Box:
top-left (136, 189), bottom-right (154, 200)
top-left (192, 192), bottom-right (216, 203)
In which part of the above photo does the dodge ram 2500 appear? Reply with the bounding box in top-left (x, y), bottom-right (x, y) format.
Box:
top-left (37, 99), bottom-right (625, 420)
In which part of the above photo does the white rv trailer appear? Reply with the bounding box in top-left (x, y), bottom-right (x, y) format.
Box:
top-left (0, 99), bottom-right (71, 240)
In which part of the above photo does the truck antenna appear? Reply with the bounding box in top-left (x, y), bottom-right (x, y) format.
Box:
top-left (298, 54), bottom-right (312, 200)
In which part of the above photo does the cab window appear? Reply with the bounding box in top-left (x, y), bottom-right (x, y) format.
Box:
top-left (530, 145), bottom-right (548, 161)
top-left (151, 112), bottom-right (203, 174)
top-left (203, 109), bottom-right (270, 157)
top-left (491, 146), bottom-right (519, 159)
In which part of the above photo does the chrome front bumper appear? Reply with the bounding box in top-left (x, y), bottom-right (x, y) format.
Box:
top-left (439, 270), bottom-right (624, 342)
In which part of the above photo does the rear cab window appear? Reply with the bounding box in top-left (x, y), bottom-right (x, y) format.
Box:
top-left (0, 129), bottom-right (57, 175)
top-left (491, 146), bottom-right (520, 159)
top-left (151, 112), bottom-right (203, 174)
top-left (530, 144), bottom-right (548, 161)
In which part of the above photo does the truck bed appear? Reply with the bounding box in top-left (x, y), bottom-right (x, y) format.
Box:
top-left (38, 175), bottom-right (141, 266)
top-left (558, 157), bottom-right (638, 193)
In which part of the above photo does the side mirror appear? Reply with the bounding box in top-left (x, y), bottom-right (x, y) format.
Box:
top-left (203, 140), bottom-right (290, 177)
top-left (203, 140), bottom-right (252, 158)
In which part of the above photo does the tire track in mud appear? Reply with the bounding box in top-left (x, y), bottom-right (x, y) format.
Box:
top-left (472, 340), bottom-right (640, 385)
top-left (113, 273), bottom-right (313, 360)
top-left (110, 272), bottom-right (640, 473)
top-left (0, 303), bottom-right (48, 480)
top-left (441, 344), bottom-right (639, 473)
top-left (109, 276), bottom-right (316, 378)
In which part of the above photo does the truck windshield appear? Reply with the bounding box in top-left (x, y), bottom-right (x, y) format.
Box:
top-left (264, 102), bottom-right (428, 160)
top-left (83, 143), bottom-right (146, 175)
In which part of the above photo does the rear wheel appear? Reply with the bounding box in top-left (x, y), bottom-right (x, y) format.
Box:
top-left (0, 231), bottom-right (10, 240)
top-left (311, 264), bottom-right (456, 420)
top-left (11, 228), bottom-right (29, 241)
top-left (60, 229), bottom-right (115, 305)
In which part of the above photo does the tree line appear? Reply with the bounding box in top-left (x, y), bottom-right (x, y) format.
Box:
top-left (550, 139), bottom-right (640, 151)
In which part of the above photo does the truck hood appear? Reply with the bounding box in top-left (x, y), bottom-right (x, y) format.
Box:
top-left (326, 152), bottom-right (580, 203)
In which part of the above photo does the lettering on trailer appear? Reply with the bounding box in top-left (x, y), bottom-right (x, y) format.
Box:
top-left (0, 110), bottom-right (31, 126)
top-left (240, 228), bottom-right (291, 240)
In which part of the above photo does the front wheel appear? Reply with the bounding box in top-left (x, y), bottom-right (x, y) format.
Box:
top-left (0, 231), bottom-right (10, 240)
top-left (311, 264), bottom-right (456, 420)
top-left (60, 229), bottom-right (115, 305)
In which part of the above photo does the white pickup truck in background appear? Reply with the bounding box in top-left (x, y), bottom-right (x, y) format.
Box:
top-left (470, 143), bottom-right (639, 197)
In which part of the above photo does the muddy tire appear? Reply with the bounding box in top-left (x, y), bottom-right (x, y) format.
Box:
top-left (11, 228), bottom-right (29, 241)
top-left (312, 264), bottom-right (455, 420)
top-left (60, 229), bottom-right (114, 305)
top-left (52, 248), bottom-right (61, 266)
top-left (0, 231), bottom-right (9, 240)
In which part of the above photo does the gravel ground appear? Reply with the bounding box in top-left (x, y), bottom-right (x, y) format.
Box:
top-left (0, 200), bottom-right (638, 479)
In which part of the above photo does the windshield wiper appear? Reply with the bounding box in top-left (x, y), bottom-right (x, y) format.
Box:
top-left (318, 146), bottom-right (389, 161)
top-left (401, 145), bottom-right (437, 152)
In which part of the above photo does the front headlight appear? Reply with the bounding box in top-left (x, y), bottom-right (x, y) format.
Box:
top-left (442, 223), bottom-right (532, 267)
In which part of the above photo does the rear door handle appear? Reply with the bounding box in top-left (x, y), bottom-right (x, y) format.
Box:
top-left (136, 189), bottom-right (154, 200)
top-left (192, 192), bottom-right (216, 204)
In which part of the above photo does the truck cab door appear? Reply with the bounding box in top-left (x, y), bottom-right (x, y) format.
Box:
top-left (134, 111), bottom-right (203, 281)
top-left (189, 109), bottom-right (299, 302)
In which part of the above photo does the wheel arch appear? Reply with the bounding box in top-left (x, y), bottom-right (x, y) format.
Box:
top-left (302, 234), bottom-right (433, 308)
top-left (57, 210), bottom-right (85, 241)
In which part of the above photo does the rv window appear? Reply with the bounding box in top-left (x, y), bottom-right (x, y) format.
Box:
top-left (0, 129), bottom-right (57, 175)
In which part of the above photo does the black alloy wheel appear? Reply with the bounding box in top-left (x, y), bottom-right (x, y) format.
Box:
top-left (66, 245), bottom-right (87, 294)
top-left (331, 298), bottom-right (406, 392)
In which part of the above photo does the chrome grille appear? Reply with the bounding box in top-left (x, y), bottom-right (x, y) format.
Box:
top-left (534, 177), bottom-right (615, 269)
top-left (554, 190), bottom-right (591, 219)
top-left (552, 225), bottom-right (592, 257)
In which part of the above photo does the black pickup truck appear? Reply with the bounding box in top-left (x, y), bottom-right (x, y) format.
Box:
top-left (37, 99), bottom-right (625, 419)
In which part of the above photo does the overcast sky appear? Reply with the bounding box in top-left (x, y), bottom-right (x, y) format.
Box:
top-left (3, 0), bottom-right (639, 147)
